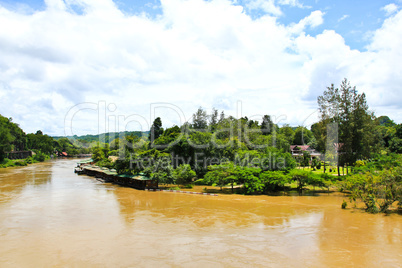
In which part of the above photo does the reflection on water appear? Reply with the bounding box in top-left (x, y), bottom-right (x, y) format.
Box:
top-left (0, 159), bottom-right (401, 267)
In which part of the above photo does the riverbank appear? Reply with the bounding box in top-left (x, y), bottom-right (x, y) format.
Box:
top-left (0, 157), bottom-right (42, 168)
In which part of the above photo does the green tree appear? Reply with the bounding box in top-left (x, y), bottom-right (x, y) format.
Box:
top-left (293, 127), bottom-right (314, 145)
top-left (172, 164), bottom-right (196, 186)
top-left (149, 117), bottom-right (164, 145)
top-left (261, 115), bottom-right (274, 136)
top-left (0, 127), bottom-right (14, 161)
top-left (27, 131), bottom-right (54, 155)
top-left (289, 169), bottom-right (313, 195)
top-left (204, 163), bottom-right (238, 192)
top-left (209, 108), bottom-right (218, 132)
top-left (192, 107), bottom-right (208, 130)
top-left (92, 145), bottom-right (106, 162)
top-left (235, 167), bottom-right (262, 194)
top-left (260, 170), bottom-right (289, 192)
top-left (317, 79), bottom-right (376, 168)
top-left (0, 115), bottom-right (26, 160)
top-left (279, 124), bottom-right (295, 145)
top-left (389, 124), bottom-right (402, 153)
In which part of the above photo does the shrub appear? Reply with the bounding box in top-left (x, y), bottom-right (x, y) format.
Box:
top-left (194, 179), bottom-right (206, 185)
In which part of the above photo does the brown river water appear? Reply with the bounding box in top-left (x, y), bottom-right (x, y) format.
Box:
top-left (0, 158), bottom-right (401, 267)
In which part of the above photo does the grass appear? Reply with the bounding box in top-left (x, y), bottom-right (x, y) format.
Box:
top-left (0, 157), bottom-right (41, 168)
top-left (298, 165), bottom-right (352, 176)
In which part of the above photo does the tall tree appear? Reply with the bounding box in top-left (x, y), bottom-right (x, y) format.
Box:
top-left (293, 126), bottom-right (314, 145)
top-left (209, 108), bottom-right (218, 132)
top-left (317, 79), bottom-right (376, 168)
top-left (219, 111), bottom-right (225, 123)
top-left (149, 117), bottom-right (163, 144)
top-left (192, 107), bottom-right (208, 130)
top-left (261, 115), bottom-right (273, 135)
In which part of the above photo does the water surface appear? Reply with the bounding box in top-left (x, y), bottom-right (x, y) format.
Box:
top-left (0, 159), bottom-right (401, 267)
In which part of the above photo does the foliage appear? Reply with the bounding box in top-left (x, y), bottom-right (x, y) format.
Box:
top-left (149, 117), bottom-right (164, 145)
top-left (260, 170), bottom-right (289, 192)
top-left (317, 79), bottom-right (377, 166)
top-left (289, 169), bottom-right (314, 194)
top-left (204, 163), bottom-right (238, 191)
top-left (172, 164), bottom-right (196, 186)
top-left (27, 131), bottom-right (55, 155)
top-left (0, 115), bottom-right (26, 161)
top-left (343, 168), bottom-right (402, 213)
top-left (261, 115), bottom-right (274, 135)
top-left (240, 167), bottom-right (263, 194)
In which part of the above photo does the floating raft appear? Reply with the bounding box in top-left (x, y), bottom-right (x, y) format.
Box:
top-left (145, 189), bottom-right (218, 196)
top-left (75, 162), bottom-right (158, 190)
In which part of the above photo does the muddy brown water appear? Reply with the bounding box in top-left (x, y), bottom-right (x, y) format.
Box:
top-left (0, 159), bottom-right (401, 267)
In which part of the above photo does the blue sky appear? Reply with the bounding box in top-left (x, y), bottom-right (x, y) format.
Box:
top-left (0, 0), bottom-right (401, 135)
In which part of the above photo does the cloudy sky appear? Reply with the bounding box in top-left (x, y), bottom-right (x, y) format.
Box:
top-left (0, 0), bottom-right (401, 136)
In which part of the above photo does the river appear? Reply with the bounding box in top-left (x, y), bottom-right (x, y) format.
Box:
top-left (0, 158), bottom-right (401, 267)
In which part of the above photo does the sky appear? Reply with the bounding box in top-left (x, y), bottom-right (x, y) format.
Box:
top-left (0, 0), bottom-right (401, 136)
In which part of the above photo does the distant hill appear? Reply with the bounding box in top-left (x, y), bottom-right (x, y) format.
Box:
top-left (53, 131), bottom-right (149, 144)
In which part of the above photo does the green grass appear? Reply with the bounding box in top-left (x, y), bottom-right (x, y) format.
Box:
top-left (298, 165), bottom-right (352, 175)
top-left (0, 157), bottom-right (41, 168)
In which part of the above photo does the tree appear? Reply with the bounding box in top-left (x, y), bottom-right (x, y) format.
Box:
top-left (261, 115), bottom-right (274, 135)
top-left (289, 169), bottom-right (314, 195)
top-left (172, 164), bottom-right (196, 186)
top-left (92, 145), bottom-right (106, 162)
top-left (260, 170), bottom-right (289, 192)
top-left (389, 124), bottom-right (402, 153)
top-left (192, 107), bottom-right (208, 130)
top-left (0, 127), bottom-right (14, 161)
top-left (240, 167), bottom-right (263, 194)
top-left (219, 111), bottom-right (225, 123)
top-left (0, 115), bottom-right (27, 161)
top-left (149, 117), bottom-right (163, 145)
top-left (204, 163), bottom-right (238, 192)
top-left (344, 168), bottom-right (402, 213)
top-left (27, 131), bottom-right (54, 155)
top-left (301, 151), bottom-right (311, 168)
top-left (209, 108), bottom-right (218, 132)
top-left (279, 124), bottom-right (295, 145)
top-left (293, 127), bottom-right (314, 146)
top-left (317, 79), bottom-right (376, 168)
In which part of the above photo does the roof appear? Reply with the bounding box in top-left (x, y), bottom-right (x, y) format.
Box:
top-left (290, 145), bottom-right (310, 151)
top-left (118, 174), bottom-right (152, 181)
top-left (78, 158), bottom-right (93, 164)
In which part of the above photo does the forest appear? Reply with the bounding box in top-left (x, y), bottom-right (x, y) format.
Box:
top-left (0, 117), bottom-right (92, 167)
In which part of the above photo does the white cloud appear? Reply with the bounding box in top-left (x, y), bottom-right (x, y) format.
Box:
top-left (246, 0), bottom-right (310, 16)
top-left (338, 14), bottom-right (349, 22)
top-left (382, 3), bottom-right (398, 16)
top-left (278, 0), bottom-right (310, 9)
top-left (289, 10), bottom-right (324, 34)
top-left (0, 0), bottom-right (402, 136)
top-left (246, 0), bottom-right (282, 16)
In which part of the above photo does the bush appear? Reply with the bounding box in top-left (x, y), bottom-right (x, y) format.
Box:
top-left (172, 164), bottom-right (196, 186)
top-left (344, 168), bottom-right (402, 213)
top-left (194, 179), bottom-right (206, 185)
top-left (33, 151), bottom-right (47, 162)
top-left (14, 160), bottom-right (27, 166)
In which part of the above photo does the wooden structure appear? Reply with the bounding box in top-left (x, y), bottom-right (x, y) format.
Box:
top-left (290, 145), bottom-right (321, 159)
top-left (75, 161), bottom-right (158, 190)
top-left (6, 151), bottom-right (35, 160)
